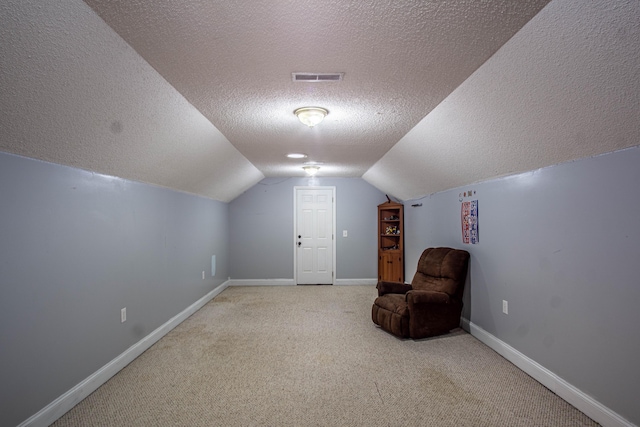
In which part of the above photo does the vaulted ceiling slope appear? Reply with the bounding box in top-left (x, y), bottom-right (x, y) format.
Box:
top-left (365, 0), bottom-right (640, 201)
top-left (0, 0), bottom-right (263, 203)
top-left (1, 1), bottom-right (638, 203)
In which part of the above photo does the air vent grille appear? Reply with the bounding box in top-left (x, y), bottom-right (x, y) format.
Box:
top-left (292, 72), bottom-right (344, 82)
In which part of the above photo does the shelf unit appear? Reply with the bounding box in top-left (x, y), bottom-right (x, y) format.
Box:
top-left (378, 201), bottom-right (404, 283)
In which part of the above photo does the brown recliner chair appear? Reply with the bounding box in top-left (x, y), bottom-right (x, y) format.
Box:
top-left (372, 247), bottom-right (470, 339)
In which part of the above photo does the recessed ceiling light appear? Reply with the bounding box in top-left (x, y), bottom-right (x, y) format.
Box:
top-left (287, 153), bottom-right (307, 159)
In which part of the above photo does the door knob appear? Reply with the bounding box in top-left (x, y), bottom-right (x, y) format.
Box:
top-left (298, 242), bottom-right (301, 246)
top-left (298, 235), bottom-right (301, 239)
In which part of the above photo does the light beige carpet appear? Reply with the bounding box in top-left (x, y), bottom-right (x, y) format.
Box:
top-left (52, 285), bottom-right (598, 426)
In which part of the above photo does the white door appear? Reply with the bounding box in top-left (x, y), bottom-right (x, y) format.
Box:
top-left (295, 187), bottom-right (335, 285)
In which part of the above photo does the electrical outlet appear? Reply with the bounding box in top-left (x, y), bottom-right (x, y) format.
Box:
top-left (202, 270), bottom-right (205, 280)
top-left (343, 230), bottom-right (348, 237)
top-left (502, 300), bottom-right (508, 315)
top-left (121, 307), bottom-right (126, 323)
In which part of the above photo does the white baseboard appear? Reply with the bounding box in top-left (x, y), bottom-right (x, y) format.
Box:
top-left (27, 289), bottom-right (631, 427)
top-left (334, 278), bottom-right (377, 286)
top-left (229, 278), bottom-right (377, 286)
top-left (461, 318), bottom-right (634, 427)
top-left (229, 279), bottom-right (295, 286)
top-left (19, 281), bottom-right (230, 427)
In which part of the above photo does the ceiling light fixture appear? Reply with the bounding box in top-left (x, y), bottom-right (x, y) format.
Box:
top-left (294, 107), bottom-right (328, 127)
top-left (302, 165), bottom-right (320, 176)
top-left (287, 153), bottom-right (307, 159)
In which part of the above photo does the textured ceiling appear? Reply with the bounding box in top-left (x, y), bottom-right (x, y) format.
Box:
top-left (81, 0), bottom-right (551, 178)
top-left (3, 0), bottom-right (637, 203)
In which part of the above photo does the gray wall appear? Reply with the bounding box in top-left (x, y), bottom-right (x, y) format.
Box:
top-left (0, 152), bottom-right (229, 427)
top-left (403, 146), bottom-right (640, 425)
top-left (229, 177), bottom-right (386, 280)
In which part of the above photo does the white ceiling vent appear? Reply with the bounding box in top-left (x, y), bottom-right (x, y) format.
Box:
top-left (292, 72), bottom-right (344, 82)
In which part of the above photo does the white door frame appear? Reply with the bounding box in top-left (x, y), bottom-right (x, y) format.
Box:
top-left (293, 186), bottom-right (336, 285)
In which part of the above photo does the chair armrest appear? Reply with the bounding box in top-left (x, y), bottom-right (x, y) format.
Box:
top-left (377, 281), bottom-right (412, 296)
top-left (406, 290), bottom-right (451, 305)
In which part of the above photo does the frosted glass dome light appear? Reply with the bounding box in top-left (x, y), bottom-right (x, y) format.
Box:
top-left (294, 107), bottom-right (328, 127)
top-left (302, 165), bottom-right (320, 176)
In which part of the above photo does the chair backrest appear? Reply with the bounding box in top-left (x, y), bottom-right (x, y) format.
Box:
top-left (411, 247), bottom-right (470, 299)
